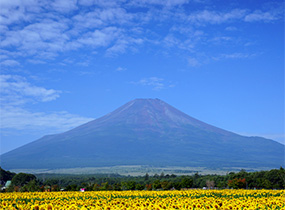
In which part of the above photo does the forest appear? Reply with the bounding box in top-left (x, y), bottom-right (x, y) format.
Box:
top-left (1, 167), bottom-right (284, 192)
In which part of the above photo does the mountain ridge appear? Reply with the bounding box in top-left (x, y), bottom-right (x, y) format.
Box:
top-left (1, 98), bottom-right (284, 170)
top-left (73, 98), bottom-right (235, 135)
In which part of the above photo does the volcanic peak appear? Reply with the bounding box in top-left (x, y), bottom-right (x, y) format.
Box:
top-left (1, 98), bottom-right (284, 170)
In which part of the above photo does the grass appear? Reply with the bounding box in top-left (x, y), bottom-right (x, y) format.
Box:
top-left (9, 165), bottom-right (272, 176)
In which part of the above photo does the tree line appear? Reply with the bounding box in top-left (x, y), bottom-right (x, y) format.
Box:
top-left (1, 167), bottom-right (284, 192)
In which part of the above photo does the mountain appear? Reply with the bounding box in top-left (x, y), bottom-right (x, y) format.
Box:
top-left (0, 98), bottom-right (284, 170)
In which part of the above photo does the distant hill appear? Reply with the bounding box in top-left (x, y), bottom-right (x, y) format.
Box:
top-left (0, 98), bottom-right (284, 170)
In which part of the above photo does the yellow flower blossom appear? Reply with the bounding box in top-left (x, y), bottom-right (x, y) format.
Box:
top-left (0, 189), bottom-right (284, 210)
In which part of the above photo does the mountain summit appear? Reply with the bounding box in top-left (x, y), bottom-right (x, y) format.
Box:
top-left (1, 98), bottom-right (284, 170)
top-left (72, 98), bottom-right (230, 136)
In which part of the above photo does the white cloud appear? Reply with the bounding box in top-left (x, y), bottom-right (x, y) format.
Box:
top-left (164, 34), bottom-right (181, 47)
top-left (0, 0), bottom-right (39, 25)
top-left (163, 33), bottom-right (197, 52)
top-left (77, 27), bottom-right (119, 48)
top-left (27, 59), bottom-right (46, 64)
top-left (244, 10), bottom-right (280, 22)
top-left (0, 106), bottom-right (93, 131)
top-left (51, 0), bottom-right (78, 13)
top-left (211, 52), bottom-right (259, 62)
top-left (72, 7), bottom-right (133, 31)
top-left (99, 8), bottom-right (133, 24)
top-left (107, 40), bottom-right (128, 55)
top-left (116, 67), bottom-right (127, 71)
top-left (132, 77), bottom-right (174, 91)
top-left (0, 60), bottom-right (20, 67)
top-left (1, 18), bottom-right (70, 58)
top-left (106, 36), bottom-right (143, 56)
top-left (0, 75), bottom-right (61, 105)
top-left (219, 53), bottom-right (257, 59)
top-left (2, 15), bottom-right (129, 59)
top-left (0, 0), bottom-right (282, 63)
top-left (1, 2), bottom-right (137, 60)
top-left (78, 0), bottom-right (121, 7)
top-left (188, 57), bottom-right (200, 66)
top-left (225, 26), bottom-right (237, 31)
top-left (77, 60), bottom-right (90, 67)
top-left (188, 9), bottom-right (247, 24)
top-left (0, 74), bottom-right (93, 131)
top-left (72, 11), bottom-right (104, 30)
top-left (138, 77), bottom-right (164, 90)
top-left (187, 8), bottom-right (282, 25)
top-left (130, 0), bottom-right (190, 7)
top-left (210, 36), bottom-right (232, 44)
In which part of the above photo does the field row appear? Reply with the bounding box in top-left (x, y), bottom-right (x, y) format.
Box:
top-left (1, 189), bottom-right (284, 210)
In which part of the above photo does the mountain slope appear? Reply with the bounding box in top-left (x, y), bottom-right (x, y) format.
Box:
top-left (1, 98), bottom-right (284, 170)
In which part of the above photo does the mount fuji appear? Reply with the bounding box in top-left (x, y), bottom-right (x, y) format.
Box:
top-left (1, 98), bottom-right (283, 170)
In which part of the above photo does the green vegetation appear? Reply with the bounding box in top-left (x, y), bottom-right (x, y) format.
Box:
top-left (1, 167), bottom-right (284, 192)
top-left (0, 167), bottom-right (16, 182)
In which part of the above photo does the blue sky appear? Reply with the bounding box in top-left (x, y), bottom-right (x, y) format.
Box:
top-left (0, 0), bottom-right (284, 155)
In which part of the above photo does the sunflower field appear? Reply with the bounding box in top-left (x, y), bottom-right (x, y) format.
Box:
top-left (0, 189), bottom-right (284, 210)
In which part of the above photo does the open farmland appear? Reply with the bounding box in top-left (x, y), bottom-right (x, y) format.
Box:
top-left (1, 189), bottom-right (284, 210)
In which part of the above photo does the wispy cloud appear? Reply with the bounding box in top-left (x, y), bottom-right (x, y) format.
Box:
top-left (116, 67), bottom-right (127, 72)
top-left (188, 57), bottom-right (200, 67)
top-left (187, 8), bottom-right (282, 25)
top-left (0, 106), bottom-right (93, 131)
top-left (0, 0), bottom-right (282, 65)
top-left (211, 36), bottom-right (232, 43)
top-left (130, 0), bottom-right (190, 7)
top-left (77, 27), bottom-right (119, 48)
top-left (51, 0), bottom-right (78, 13)
top-left (27, 59), bottom-right (46, 64)
top-left (0, 74), bottom-right (92, 131)
top-left (1, 18), bottom-right (70, 59)
top-left (225, 26), bottom-right (237, 31)
top-left (106, 36), bottom-right (144, 56)
top-left (244, 10), bottom-right (281, 22)
top-left (188, 9), bottom-right (247, 25)
top-left (0, 0), bottom-right (38, 25)
top-left (163, 31), bottom-right (200, 52)
top-left (0, 4), bottom-right (137, 60)
top-left (0, 75), bottom-right (61, 105)
top-left (0, 59), bottom-right (20, 67)
top-left (132, 77), bottom-right (174, 91)
top-left (78, 0), bottom-right (121, 7)
top-left (214, 52), bottom-right (258, 60)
